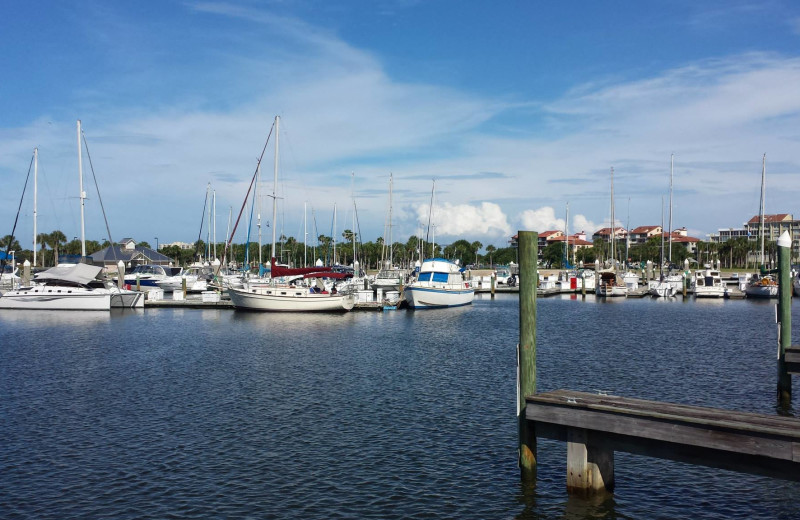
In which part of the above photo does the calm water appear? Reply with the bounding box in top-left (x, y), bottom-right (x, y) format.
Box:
top-left (1, 294), bottom-right (799, 519)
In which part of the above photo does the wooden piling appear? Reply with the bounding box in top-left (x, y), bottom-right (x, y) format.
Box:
top-left (182, 275), bottom-right (187, 299)
top-left (22, 259), bottom-right (30, 286)
top-left (517, 231), bottom-right (538, 478)
top-left (777, 231), bottom-right (792, 404)
top-left (117, 261), bottom-right (125, 290)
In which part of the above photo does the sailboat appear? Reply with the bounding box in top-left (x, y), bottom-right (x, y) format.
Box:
top-left (373, 174), bottom-right (405, 292)
top-left (596, 167), bottom-right (627, 297)
top-left (404, 181), bottom-right (475, 309)
top-left (745, 154), bottom-right (778, 299)
top-left (0, 122), bottom-right (143, 310)
top-left (649, 197), bottom-right (676, 297)
top-left (227, 116), bottom-right (355, 312)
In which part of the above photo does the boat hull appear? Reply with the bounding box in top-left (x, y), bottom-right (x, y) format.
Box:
top-left (0, 286), bottom-right (111, 310)
top-left (595, 285), bottom-right (627, 297)
top-left (745, 285), bottom-right (779, 298)
top-left (404, 286), bottom-right (475, 309)
top-left (228, 286), bottom-right (355, 312)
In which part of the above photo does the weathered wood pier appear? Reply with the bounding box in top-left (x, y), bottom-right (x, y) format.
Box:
top-left (516, 230), bottom-right (800, 494)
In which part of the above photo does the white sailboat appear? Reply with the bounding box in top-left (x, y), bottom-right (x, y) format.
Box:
top-left (227, 116), bottom-right (355, 312)
top-left (596, 167), bottom-right (627, 297)
top-left (745, 154), bottom-right (778, 299)
top-left (649, 197), bottom-right (676, 297)
top-left (0, 123), bottom-right (143, 310)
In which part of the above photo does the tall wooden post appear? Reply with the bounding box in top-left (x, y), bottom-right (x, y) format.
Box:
top-left (777, 231), bottom-right (792, 404)
top-left (117, 260), bottom-right (125, 290)
top-left (22, 259), bottom-right (31, 286)
top-left (182, 275), bottom-right (188, 299)
top-left (517, 231), bottom-right (538, 478)
top-left (491, 273), bottom-right (496, 299)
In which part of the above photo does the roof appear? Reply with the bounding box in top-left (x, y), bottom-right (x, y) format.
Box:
top-left (631, 225), bottom-right (660, 233)
top-left (89, 245), bottom-right (173, 264)
top-left (747, 214), bottom-right (792, 224)
top-left (35, 263), bottom-right (103, 285)
top-left (540, 230), bottom-right (563, 238)
top-left (593, 227), bottom-right (627, 236)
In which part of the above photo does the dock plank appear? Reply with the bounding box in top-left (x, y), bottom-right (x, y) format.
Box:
top-left (527, 389), bottom-right (800, 481)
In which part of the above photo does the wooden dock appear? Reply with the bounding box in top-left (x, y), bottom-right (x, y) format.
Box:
top-left (526, 389), bottom-right (800, 491)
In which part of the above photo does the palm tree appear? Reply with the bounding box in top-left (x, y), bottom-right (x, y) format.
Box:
top-left (48, 230), bottom-right (67, 265)
top-left (486, 245), bottom-right (496, 267)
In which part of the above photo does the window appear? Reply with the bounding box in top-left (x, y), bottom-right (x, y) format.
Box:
top-left (432, 272), bottom-right (448, 283)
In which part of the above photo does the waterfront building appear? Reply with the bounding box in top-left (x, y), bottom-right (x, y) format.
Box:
top-left (709, 213), bottom-right (800, 261)
top-left (629, 225), bottom-right (662, 244)
top-left (90, 239), bottom-right (174, 272)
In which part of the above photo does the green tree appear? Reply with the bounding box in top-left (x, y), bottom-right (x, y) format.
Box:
top-left (486, 245), bottom-right (496, 266)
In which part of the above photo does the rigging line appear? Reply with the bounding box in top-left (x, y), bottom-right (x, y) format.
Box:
top-left (424, 180), bottom-right (435, 252)
top-left (2, 152), bottom-right (35, 272)
top-left (82, 132), bottom-right (119, 263)
top-left (221, 121), bottom-right (275, 269)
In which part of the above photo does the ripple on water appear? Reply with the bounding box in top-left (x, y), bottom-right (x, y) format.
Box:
top-left (1, 295), bottom-right (799, 519)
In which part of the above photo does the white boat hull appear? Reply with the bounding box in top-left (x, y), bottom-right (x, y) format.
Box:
top-left (648, 281), bottom-right (676, 297)
top-left (110, 288), bottom-right (145, 308)
top-left (404, 286), bottom-right (474, 308)
top-left (694, 286), bottom-right (725, 298)
top-left (595, 285), bottom-right (627, 297)
top-left (0, 285), bottom-right (111, 310)
top-left (228, 286), bottom-right (355, 312)
top-left (745, 284), bottom-right (779, 298)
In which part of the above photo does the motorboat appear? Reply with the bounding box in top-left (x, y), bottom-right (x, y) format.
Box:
top-left (155, 265), bottom-right (213, 293)
top-left (648, 279), bottom-right (676, 298)
top-left (115, 264), bottom-right (182, 289)
top-left (595, 271), bottom-right (627, 297)
top-left (693, 269), bottom-right (725, 298)
top-left (404, 258), bottom-right (474, 309)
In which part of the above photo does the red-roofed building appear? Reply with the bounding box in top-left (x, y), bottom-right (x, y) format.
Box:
top-left (592, 227), bottom-right (628, 242)
top-left (629, 225), bottom-right (662, 243)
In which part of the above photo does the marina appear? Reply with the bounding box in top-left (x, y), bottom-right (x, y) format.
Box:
top-left (3, 290), bottom-right (799, 519)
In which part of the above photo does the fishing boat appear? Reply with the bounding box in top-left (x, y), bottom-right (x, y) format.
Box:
top-left (404, 257), bottom-right (474, 309)
top-left (693, 268), bottom-right (726, 298)
top-left (226, 116), bottom-right (355, 312)
top-left (745, 155), bottom-right (778, 299)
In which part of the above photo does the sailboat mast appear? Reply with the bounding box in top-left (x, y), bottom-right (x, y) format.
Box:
top-left (271, 116), bottom-right (279, 263)
top-left (304, 201), bottom-right (307, 268)
top-left (668, 153), bottom-right (674, 263)
top-left (564, 202), bottom-right (569, 267)
top-left (77, 120), bottom-right (87, 259)
top-left (257, 161), bottom-right (262, 266)
top-left (33, 147), bottom-right (38, 267)
top-left (388, 173), bottom-right (393, 266)
top-left (213, 189), bottom-right (217, 260)
top-left (610, 167), bottom-right (615, 269)
top-left (759, 153), bottom-right (766, 266)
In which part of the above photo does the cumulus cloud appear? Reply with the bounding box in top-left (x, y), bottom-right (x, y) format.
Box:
top-left (572, 214), bottom-right (599, 235)
top-left (415, 201), bottom-right (511, 238)
top-left (519, 207), bottom-right (564, 232)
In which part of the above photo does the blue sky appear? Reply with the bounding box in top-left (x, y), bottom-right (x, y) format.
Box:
top-left (2, 0), bottom-right (800, 254)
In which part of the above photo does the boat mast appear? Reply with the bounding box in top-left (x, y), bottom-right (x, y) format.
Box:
top-left (271, 116), bottom-right (279, 264)
top-left (257, 161), bottom-right (262, 266)
top-left (668, 153), bottom-right (673, 263)
top-left (351, 172), bottom-right (357, 270)
top-left (610, 167), bottom-right (615, 270)
top-left (564, 202), bottom-right (569, 267)
top-left (759, 153), bottom-right (766, 267)
top-left (213, 188), bottom-right (217, 260)
top-left (33, 147), bottom-right (38, 267)
top-left (77, 120), bottom-right (87, 260)
top-left (660, 196), bottom-right (665, 277)
top-left (333, 203), bottom-right (337, 265)
top-left (304, 201), bottom-right (307, 268)
top-left (388, 173), bottom-right (393, 267)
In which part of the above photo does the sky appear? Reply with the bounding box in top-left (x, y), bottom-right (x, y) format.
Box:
top-left (2, 0), bottom-right (800, 253)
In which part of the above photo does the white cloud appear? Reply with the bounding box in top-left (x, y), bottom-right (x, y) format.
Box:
top-left (518, 207), bottom-right (564, 232)
top-left (572, 214), bottom-right (599, 234)
top-left (416, 201), bottom-right (511, 239)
